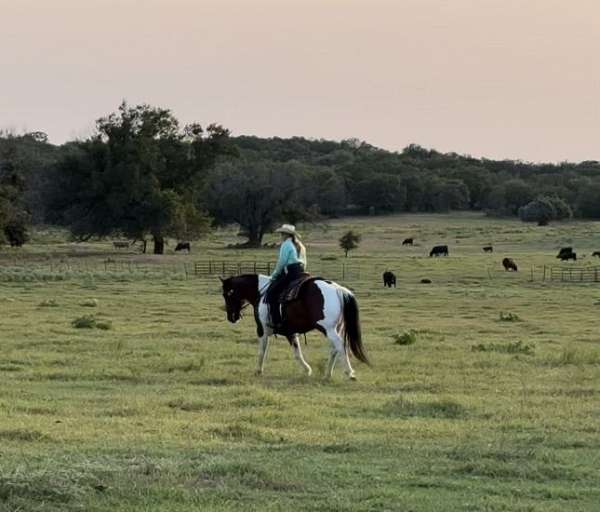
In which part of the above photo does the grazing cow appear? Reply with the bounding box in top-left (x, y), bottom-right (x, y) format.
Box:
top-left (402, 238), bottom-right (414, 246)
top-left (502, 257), bottom-right (518, 271)
top-left (383, 271), bottom-right (396, 288)
top-left (429, 245), bottom-right (449, 257)
top-left (175, 242), bottom-right (191, 252)
top-left (420, 278), bottom-right (432, 284)
top-left (113, 241), bottom-right (129, 249)
top-left (558, 251), bottom-right (577, 261)
top-left (483, 245), bottom-right (493, 253)
top-left (557, 247), bottom-right (573, 258)
top-left (593, 251), bottom-right (600, 258)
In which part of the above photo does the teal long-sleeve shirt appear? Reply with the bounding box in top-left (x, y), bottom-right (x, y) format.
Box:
top-left (270, 239), bottom-right (306, 279)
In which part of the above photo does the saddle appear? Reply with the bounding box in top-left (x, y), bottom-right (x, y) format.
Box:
top-left (278, 273), bottom-right (316, 303)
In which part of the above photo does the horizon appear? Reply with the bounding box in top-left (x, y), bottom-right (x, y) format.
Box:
top-left (1, 0), bottom-right (599, 164)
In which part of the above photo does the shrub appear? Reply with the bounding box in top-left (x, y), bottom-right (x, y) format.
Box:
top-left (80, 299), bottom-right (99, 307)
top-left (71, 315), bottom-right (112, 330)
top-left (392, 330), bottom-right (417, 345)
top-left (499, 312), bottom-right (521, 322)
top-left (38, 299), bottom-right (59, 307)
top-left (471, 340), bottom-right (535, 356)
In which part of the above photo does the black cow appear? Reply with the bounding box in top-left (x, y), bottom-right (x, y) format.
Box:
top-left (593, 251), bottom-right (600, 258)
top-left (383, 271), bottom-right (396, 288)
top-left (557, 247), bottom-right (573, 258)
top-left (483, 245), bottom-right (493, 253)
top-left (558, 251), bottom-right (576, 261)
top-left (402, 238), bottom-right (414, 246)
top-left (429, 245), bottom-right (449, 257)
top-left (502, 257), bottom-right (518, 271)
top-left (175, 242), bottom-right (191, 252)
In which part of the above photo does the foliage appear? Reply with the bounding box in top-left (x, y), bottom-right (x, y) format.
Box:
top-left (519, 196), bottom-right (573, 225)
top-left (498, 311), bottom-right (521, 322)
top-left (205, 160), bottom-right (323, 246)
top-left (71, 314), bottom-right (112, 330)
top-left (339, 230), bottom-right (361, 257)
top-left (392, 330), bottom-right (417, 345)
top-left (46, 103), bottom-right (236, 253)
top-left (471, 340), bottom-right (535, 355)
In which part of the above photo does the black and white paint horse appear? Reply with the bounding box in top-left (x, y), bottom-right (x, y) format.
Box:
top-left (220, 274), bottom-right (369, 380)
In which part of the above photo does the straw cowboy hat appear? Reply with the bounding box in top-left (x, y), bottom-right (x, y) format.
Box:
top-left (275, 224), bottom-right (300, 237)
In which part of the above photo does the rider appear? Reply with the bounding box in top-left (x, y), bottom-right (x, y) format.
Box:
top-left (267, 224), bottom-right (307, 331)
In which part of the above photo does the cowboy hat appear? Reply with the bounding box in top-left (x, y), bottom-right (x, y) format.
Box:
top-left (275, 224), bottom-right (300, 237)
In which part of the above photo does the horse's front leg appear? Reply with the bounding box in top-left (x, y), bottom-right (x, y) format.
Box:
top-left (287, 334), bottom-right (312, 376)
top-left (256, 333), bottom-right (270, 376)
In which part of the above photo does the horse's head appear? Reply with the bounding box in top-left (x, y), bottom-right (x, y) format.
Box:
top-left (220, 274), bottom-right (258, 323)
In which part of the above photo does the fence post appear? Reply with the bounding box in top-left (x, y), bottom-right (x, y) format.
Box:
top-left (543, 265), bottom-right (546, 281)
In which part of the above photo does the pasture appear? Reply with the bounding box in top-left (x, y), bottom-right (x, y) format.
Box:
top-left (1, 213), bottom-right (600, 511)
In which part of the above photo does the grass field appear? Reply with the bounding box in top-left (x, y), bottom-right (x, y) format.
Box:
top-left (1, 213), bottom-right (600, 511)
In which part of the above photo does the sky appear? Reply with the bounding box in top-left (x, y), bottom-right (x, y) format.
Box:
top-left (1, 0), bottom-right (599, 162)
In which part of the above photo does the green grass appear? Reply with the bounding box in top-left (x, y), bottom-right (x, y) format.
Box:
top-left (1, 213), bottom-right (600, 511)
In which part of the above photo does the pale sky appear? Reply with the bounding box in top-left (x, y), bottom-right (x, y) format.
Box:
top-left (1, 0), bottom-right (599, 162)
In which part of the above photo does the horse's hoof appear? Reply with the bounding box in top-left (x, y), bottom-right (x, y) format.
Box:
top-left (349, 374), bottom-right (357, 381)
top-left (255, 370), bottom-right (263, 377)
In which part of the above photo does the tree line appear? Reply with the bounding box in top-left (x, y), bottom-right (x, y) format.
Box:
top-left (1, 103), bottom-right (599, 251)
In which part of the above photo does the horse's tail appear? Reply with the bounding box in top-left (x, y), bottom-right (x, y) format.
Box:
top-left (341, 290), bottom-right (370, 366)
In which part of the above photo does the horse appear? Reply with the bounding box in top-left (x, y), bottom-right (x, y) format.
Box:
top-left (220, 274), bottom-right (369, 380)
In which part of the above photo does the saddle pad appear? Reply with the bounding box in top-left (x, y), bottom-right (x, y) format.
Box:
top-left (279, 274), bottom-right (324, 303)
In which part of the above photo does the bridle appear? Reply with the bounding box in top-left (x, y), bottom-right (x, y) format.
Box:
top-left (231, 279), bottom-right (270, 318)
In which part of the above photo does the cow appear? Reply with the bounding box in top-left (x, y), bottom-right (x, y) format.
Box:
top-left (402, 238), bottom-right (414, 246)
top-left (557, 247), bottom-right (573, 258)
top-left (483, 245), bottom-right (493, 253)
top-left (558, 251), bottom-right (577, 261)
top-left (383, 271), bottom-right (396, 288)
top-left (502, 257), bottom-right (518, 271)
top-left (175, 242), bottom-right (191, 252)
top-left (593, 251), bottom-right (600, 258)
top-left (429, 245), bottom-right (449, 257)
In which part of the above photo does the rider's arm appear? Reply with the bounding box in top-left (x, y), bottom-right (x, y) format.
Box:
top-left (270, 240), bottom-right (293, 279)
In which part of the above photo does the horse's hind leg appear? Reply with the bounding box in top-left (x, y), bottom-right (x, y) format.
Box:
top-left (288, 334), bottom-right (312, 376)
top-left (325, 347), bottom-right (338, 379)
top-left (326, 328), bottom-right (356, 380)
top-left (256, 334), bottom-right (270, 376)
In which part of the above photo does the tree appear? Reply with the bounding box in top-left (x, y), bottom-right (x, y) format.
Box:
top-left (351, 174), bottom-right (405, 213)
top-left (48, 103), bottom-right (235, 253)
top-left (339, 230), bottom-right (361, 257)
top-left (518, 196), bottom-right (572, 225)
top-left (576, 183), bottom-right (600, 218)
top-left (0, 138), bottom-right (31, 247)
top-left (205, 160), bottom-right (317, 247)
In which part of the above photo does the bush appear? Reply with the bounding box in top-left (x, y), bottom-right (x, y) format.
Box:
top-left (80, 299), bottom-right (99, 307)
top-left (519, 196), bottom-right (573, 225)
top-left (392, 330), bottom-right (417, 345)
top-left (499, 312), bottom-right (521, 322)
top-left (71, 315), bottom-right (112, 330)
top-left (471, 340), bottom-right (535, 355)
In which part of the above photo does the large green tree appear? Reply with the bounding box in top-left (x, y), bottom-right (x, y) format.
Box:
top-left (49, 103), bottom-right (237, 253)
top-left (205, 160), bottom-right (319, 247)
